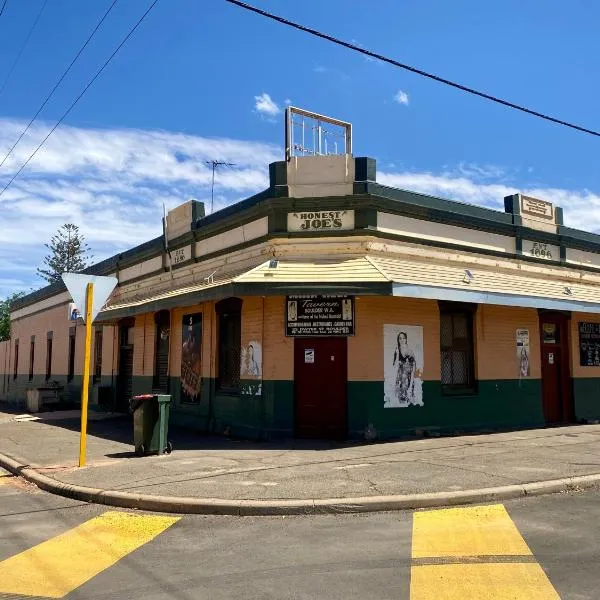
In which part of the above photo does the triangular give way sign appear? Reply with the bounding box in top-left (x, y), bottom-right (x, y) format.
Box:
top-left (61, 273), bottom-right (118, 324)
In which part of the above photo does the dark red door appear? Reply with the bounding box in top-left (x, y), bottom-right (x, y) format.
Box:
top-left (294, 337), bottom-right (347, 440)
top-left (539, 313), bottom-right (573, 423)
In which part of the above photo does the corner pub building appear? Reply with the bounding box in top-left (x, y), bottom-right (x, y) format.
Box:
top-left (3, 107), bottom-right (600, 441)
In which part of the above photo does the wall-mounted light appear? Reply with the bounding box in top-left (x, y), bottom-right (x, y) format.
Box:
top-left (564, 286), bottom-right (573, 296)
top-left (269, 259), bottom-right (279, 269)
top-left (463, 269), bottom-right (474, 284)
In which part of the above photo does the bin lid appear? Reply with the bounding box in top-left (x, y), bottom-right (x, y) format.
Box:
top-left (132, 394), bottom-right (154, 400)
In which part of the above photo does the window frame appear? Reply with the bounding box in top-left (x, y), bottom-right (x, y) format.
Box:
top-left (28, 336), bottom-right (35, 382)
top-left (215, 297), bottom-right (242, 394)
top-left (13, 339), bottom-right (19, 380)
top-left (93, 329), bottom-right (103, 384)
top-left (153, 310), bottom-right (170, 392)
top-left (46, 332), bottom-right (53, 381)
top-left (439, 302), bottom-right (477, 395)
top-left (67, 327), bottom-right (76, 382)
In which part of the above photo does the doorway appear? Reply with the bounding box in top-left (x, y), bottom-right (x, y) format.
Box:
top-left (116, 321), bottom-right (134, 412)
top-left (539, 312), bottom-right (573, 423)
top-left (294, 337), bottom-right (347, 440)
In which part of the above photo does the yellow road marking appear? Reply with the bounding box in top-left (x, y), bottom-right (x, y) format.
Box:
top-left (412, 504), bottom-right (531, 558)
top-left (0, 469), bottom-right (13, 485)
top-left (410, 504), bottom-right (560, 599)
top-left (0, 511), bottom-right (180, 598)
top-left (411, 563), bottom-right (559, 600)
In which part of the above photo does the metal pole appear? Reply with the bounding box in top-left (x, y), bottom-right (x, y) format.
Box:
top-left (211, 163), bottom-right (216, 214)
top-left (78, 282), bottom-right (93, 467)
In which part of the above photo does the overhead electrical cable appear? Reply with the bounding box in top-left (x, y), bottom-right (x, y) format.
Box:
top-left (224, 0), bottom-right (600, 138)
top-left (0, 0), bottom-right (120, 169)
top-left (0, 0), bottom-right (49, 97)
top-left (0, 0), bottom-right (161, 199)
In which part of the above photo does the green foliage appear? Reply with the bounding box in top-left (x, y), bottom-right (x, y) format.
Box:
top-left (0, 292), bottom-right (24, 341)
top-left (37, 223), bottom-right (92, 284)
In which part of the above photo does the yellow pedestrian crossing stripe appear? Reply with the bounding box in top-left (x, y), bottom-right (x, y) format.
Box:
top-left (410, 504), bottom-right (560, 599)
top-left (0, 511), bottom-right (180, 598)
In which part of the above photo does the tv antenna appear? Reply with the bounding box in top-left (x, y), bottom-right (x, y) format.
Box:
top-left (205, 160), bottom-right (235, 214)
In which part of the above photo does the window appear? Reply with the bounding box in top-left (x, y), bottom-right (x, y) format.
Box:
top-left (153, 311), bottom-right (170, 392)
top-left (93, 329), bottom-right (103, 384)
top-left (29, 336), bottom-right (35, 381)
top-left (46, 332), bottom-right (53, 381)
top-left (440, 303), bottom-right (476, 394)
top-left (67, 327), bottom-right (76, 382)
top-left (216, 298), bottom-right (242, 392)
top-left (13, 339), bottom-right (18, 380)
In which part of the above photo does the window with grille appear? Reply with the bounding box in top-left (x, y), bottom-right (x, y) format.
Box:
top-left (440, 304), bottom-right (476, 394)
top-left (216, 298), bottom-right (242, 393)
top-left (67, 328), bottom-right (76, 382)
top-left (46, 333), bottom-right (53, 381)
top-left (153, 311), bottom-right (170, 392)
top-left (93, 329), bottom-right (103, 384)
top-left (29, 337), bottom-right (35, 381)
top-left (13, 339), bottom-right (18, 380)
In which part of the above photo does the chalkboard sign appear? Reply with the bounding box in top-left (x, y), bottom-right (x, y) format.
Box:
top-left (578, 322), bottom-right (600, 366)
top-left (286, 295), bottom-right (354, 336)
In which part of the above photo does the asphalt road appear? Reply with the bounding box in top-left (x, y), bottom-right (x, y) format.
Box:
top-left (1, 468), bottom-right (598, 599)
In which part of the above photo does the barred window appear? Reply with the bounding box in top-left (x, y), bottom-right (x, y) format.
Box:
top-left (93, 329), bottom-right (103, 384)
top-left (440, 304), bottom-right (476, 394)
top-left (46, 332), bottom-right (53, 381)
top-left (216, 298), bottom-right (242, 393)
top-left (67, 328), bottom-right (76, 382)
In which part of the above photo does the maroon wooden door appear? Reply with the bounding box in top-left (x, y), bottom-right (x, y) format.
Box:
top-left (539, 313), bottom-right (573, 423)
top-left (294, 337), bottom-right (347, 440)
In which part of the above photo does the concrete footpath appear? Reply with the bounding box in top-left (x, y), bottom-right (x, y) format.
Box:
top-left (1, 405), bottom-right (600, 515)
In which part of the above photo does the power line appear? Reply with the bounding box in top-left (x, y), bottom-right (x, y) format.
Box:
top-left (0, 0), bottom-right (161, 200)
top-left (0, 0), bottom-right (49, 97)
top-left (0, 0), bottom-right (120, 170)
top-left (0, 0), bottom-right (8, 18)
top-left (225, 0), bottom-right (600, 139)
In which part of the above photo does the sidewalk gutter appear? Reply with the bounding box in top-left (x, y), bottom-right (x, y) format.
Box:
top-left (2, 452), bottom-right (600, 516)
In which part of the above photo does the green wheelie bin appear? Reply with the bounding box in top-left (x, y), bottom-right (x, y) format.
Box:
top-left (130, 394), bottom-right (173, 456)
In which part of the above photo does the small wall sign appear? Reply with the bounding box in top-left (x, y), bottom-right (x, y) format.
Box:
top-left (287, 210), bottom-right (354, 233)
top-left (171, 245), bottom-right (191, 266)
top-left (304, 349), bottom-right (314, 363)
top-left (522, 240), bottom-right (558, 261)
top-left (286, 295), bottom-right (354, 336)
top-left (520, 195), bottom-right (554, 220)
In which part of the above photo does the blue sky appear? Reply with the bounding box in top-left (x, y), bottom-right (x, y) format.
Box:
top-left (1, 0), bottom-right (600, 297)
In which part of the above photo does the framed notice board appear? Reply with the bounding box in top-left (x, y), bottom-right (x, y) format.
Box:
top-left (578, 322), bottom-right (600, 366)
top-left (286, 295), bottom-right (355, 336)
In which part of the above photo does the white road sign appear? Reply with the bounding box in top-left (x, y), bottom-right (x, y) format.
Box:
top-left (61, 273), bottom-right (117, 324)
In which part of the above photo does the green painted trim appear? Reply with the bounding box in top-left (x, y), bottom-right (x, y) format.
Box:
top-left (354, 157), bottom-right (376, 182)
top-left (355, 208), bottom-right (377, 229)
top-left (572, 378), bottom-right (600, 421)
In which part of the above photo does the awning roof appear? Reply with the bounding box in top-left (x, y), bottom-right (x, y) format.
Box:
top-left (372, 255), bottom-right (600, 314)
top-left (98, 254), bottom-right (600, 321)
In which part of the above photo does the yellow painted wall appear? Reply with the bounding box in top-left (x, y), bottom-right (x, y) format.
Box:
top-left (475, 305), bottom-right (541, 380)
top-left (348, 297), bottom-right (541, 382)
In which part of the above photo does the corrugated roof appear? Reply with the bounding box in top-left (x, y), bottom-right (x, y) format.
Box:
top-left (236, 257), bottom-right (388, 283)
top-left (99, 253), bottom-right (600, 318)
top-left (371, 255), bottom-right (600, 304)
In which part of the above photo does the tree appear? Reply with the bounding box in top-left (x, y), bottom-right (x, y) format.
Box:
top-left (37, 224), bottom-right (92, 284)
top-left (0, 292), bottom-right (24, 342)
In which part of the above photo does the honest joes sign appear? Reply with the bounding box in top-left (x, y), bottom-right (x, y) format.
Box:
top-left (286, 295), bottom-right (355, 336)
top-left (287, 210), bottom-right (354, 232)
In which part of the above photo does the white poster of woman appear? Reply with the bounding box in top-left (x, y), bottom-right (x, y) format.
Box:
top-left (383, 325), bottom-right (424, 408)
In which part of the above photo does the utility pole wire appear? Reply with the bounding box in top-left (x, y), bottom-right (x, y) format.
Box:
top-left (0, 0), bottom-right (8, 18)
top-left (0, 0), bottom-right (49, 97)
top-left (0, 0), bottom-right (161, 200)
top-left (0, 0), bottom-right (120, 170)
top-left (225, 0), bottom-right (600, 138)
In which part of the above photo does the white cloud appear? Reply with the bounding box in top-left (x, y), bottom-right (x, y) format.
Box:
top-left (0, 118), bottom-right (280, 297)
top-left (254, 93), bottom-right (280, 117)
top-left (394, 90), bottom-right (409, 106)
top-left (2, 116), bottom-right (600, 300)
